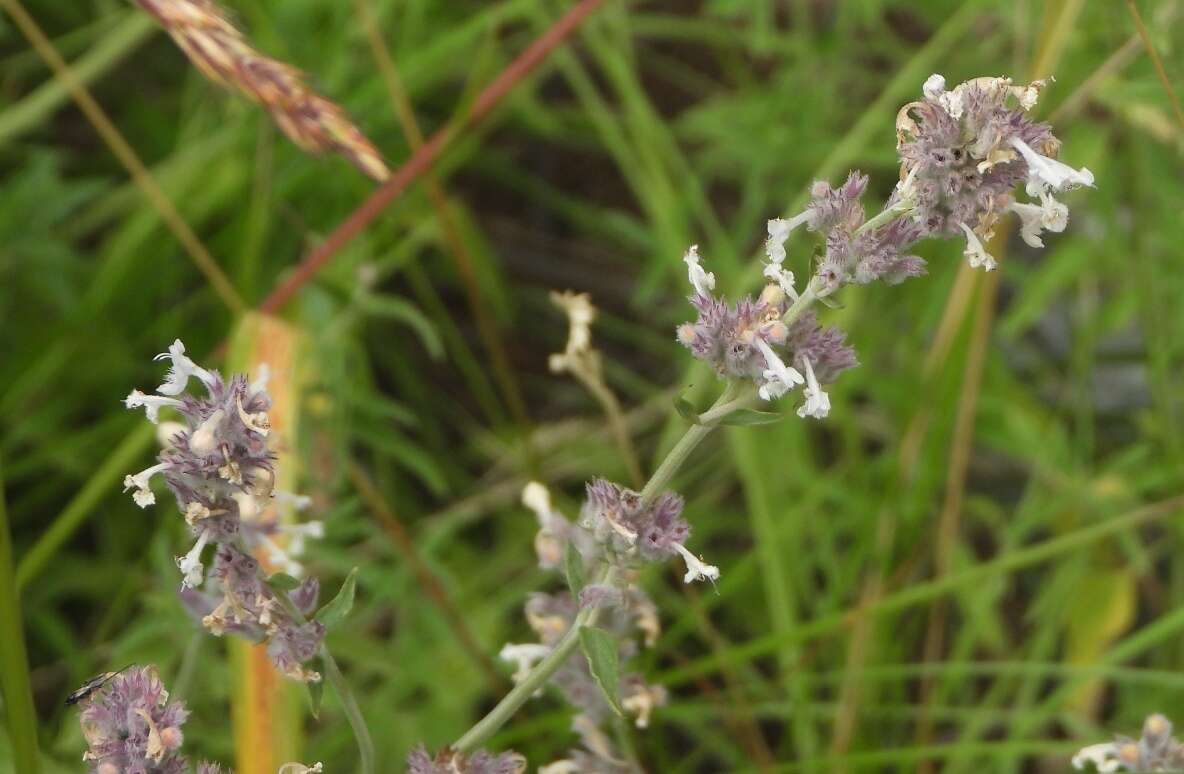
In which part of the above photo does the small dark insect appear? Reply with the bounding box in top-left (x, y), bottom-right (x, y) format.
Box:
top-left (65, 665), bottom-right (132, 706)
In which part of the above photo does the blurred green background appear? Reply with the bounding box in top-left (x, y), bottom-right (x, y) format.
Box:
top-left (2, 0), bottom-right (1183, 771)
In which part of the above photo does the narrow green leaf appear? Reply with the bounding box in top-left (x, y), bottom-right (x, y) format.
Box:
top-left (305, 658), bottom-right (325, 719)
top-left (674, 392), bottom-right (700, 424)
top-left (564, 542), bottom-right (585, 596)
top-left (718, 409), bottom-right (783, 426)
top-left (578, 626), bottom-right (624, 716)
top-left (266, 572), bottom-right (301, 592)
top-left (316, 567), bottom-right (359, 630)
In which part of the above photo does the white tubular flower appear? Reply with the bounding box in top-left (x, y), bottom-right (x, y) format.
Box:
top-left (176, 529), bottom-right (211, 589)
top-left (522, 482), bottom-right (553, 526)
top-left (188, 409), bottom-right (225, 456)
top-left (499, 643), bottom-right (552, 685)
top-left (1070, 742), bottom-right (1125, 773)
top-left (1009, 192), bottom-right (1067, 248)
top-left (922, 73), bottom-right (946, 100)
top-left (673, 543), bottom-right (720, 584)
top-left (124, 390), bottom-right (184, 424)
top-left (796, 357), bottom-right (831, 420)
top-left (539, 763), bottom-right (579, 774)
top-left (958, 222), bottom-right (997, 271)
top-left (123, 462), bottom-right (170, 508)
top-left (683, 245), bottom-right (715, 297)
top-left (754, 338), bottom-right (804, 401)
top-left (1010, 137), bottom-right (1095, 194)
top-left (154, 339), bottom-right (216, 396)
top-left (257, 534), bottom-right (303, 577)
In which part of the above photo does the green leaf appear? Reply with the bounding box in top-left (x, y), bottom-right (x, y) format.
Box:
top-left (816, 294), bottom-right (844, 310)
top-left (578, 626), bottom-right (624, 716)
top-left (564, 542), bottom-right (585, 596)
top-left (266, 572), bottom-right (301, 592)
top-left (718, 409), bottom-right (783, 426)
top-left (674, 391), bottom-right (700, 424)
top-left (316, 567), bottom-right (358, 630)
top-left (305, 659), bottom-right (325, 719)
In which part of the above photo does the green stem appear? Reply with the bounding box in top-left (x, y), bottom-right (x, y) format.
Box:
top-left (638, 382), bottom-right (745, 508)
top-left (0, 457), bottom-right (40, 774)
top-left (275, 592), bottom-right (374, 774)
top-left (455, 565), bottom-right (618, 754)
top-left (855, 199), bottom-right (914, 236)
top-left (320, 645), bottom-right (375, 774)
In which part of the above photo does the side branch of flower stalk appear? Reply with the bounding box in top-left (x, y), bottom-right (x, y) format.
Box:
top-left (455, 384), bottom-right (750, 754)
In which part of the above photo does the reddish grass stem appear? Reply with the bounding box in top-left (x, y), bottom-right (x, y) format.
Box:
top-left (259, 0), bottom-right (607, 315)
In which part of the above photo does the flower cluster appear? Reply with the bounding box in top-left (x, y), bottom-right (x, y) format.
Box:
top-left (497, 482), bottom-right (669, 771)
top-left (677, 245), bottom-right (856, 416)
top-left (1073, 714), bottom-right (1184, 773)
top-left (406, 746), bottom-right (526, 774)
top-left (124, 340), bottom-right (325, 682)
top-left (79, 666), bottom-right (190, 774)
top-left (898, 73), bottom-right (1093, 267)
top-left (679, 73), bottom-right (1094, 414)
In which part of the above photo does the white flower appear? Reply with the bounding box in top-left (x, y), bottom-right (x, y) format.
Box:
top-left (522, 482), bottom-right (553, 525)
top-left (673, 543), bottom-right (720, 584)
top-left (1009, 193), bottom-right (1068, 248)
top-left (176, 529), bottom-right (210, 589)
top-left (958, 222), bottom-right (997, 271)
top-left (922, 73), bottom-right (964, 118)
top-left (539, 763), bottom-right (579, 774)
top-left (796, 357), bottom-right (831, 420)
top-left (123, 462), bottom-right (170, 508)
top-left (683, 245), bottom-right (715, 297)
top-left (188, 409), bottom-right (224, 456)
top-left (1070, 742), bottom-right (1126, 773)
top-left (154, 339), bottom-right (216, 396)
top-left (124, 390), bottom-right (184, 424)
top-left (1011, 137), bottom-right (1095, 194)
top-left (499, 642), bottom-right (552, 685)
top-left (923, 73), bottom-right (946, 100)
top-left (754, 338), bottom-right (804, 401)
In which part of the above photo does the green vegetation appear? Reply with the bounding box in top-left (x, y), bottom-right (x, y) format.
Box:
top-left (1, 0), bottom-right (1182, 771)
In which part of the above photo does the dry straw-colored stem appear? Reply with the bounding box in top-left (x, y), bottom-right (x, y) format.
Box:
top-left (134, 0), bottom-right (389, 181)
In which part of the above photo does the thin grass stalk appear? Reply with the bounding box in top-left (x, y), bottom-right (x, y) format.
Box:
top-left (0, 0), bottom-right (247, 313)
top-left (0, 10), bottom-right (155, 144)
top-left (257, 0), bottom-right (608, 315)
top-left (355, 0), bottom-right (533, 434)
top-left (0, 458), bottom-right (39, 774)
top-left (659, 495), bottom-right (1184, 688)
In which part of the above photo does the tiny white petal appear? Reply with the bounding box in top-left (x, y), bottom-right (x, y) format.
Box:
top-left (958, 222), bottom-right (997, 272)
top-left (522, 482), bottom-right (552, 526)
top-left (796, 358), bottom-right (831, 420)
top-left (683, 245), bottom-right (715, 297)
top-left (1011, 137), bottom-right (1095, 193)
top-left (499, 642), bottom-right (553, 685)
top-left (176, 530), bottom-right (210, 590)
top-left (922, 73), bottom-right (946, 100)
top-left (673, 543), bottom-right (720, 584)
top-left (1070, 742), bottom-right (1123, 773)
top-left (124, 390), bottom-right (183, 424)
top-left (754, 338), bottom-right (804, 401)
